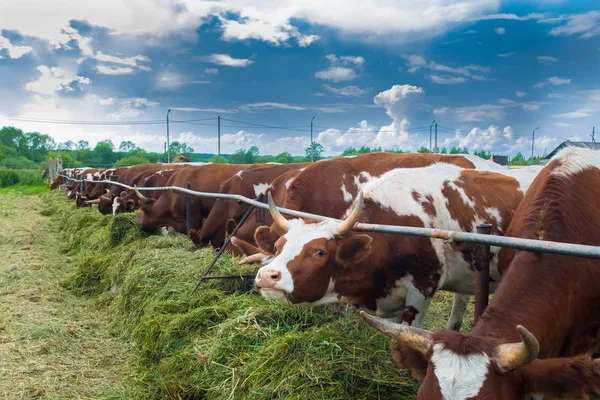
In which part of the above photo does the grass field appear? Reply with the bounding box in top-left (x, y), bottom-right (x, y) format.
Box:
top-left (0, 191), bottom-right (475, 399)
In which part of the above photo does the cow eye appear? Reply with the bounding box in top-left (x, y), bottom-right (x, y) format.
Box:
top-left (315, 249), bottom-right (325, 258)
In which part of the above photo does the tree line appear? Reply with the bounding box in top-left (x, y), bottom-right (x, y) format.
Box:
top-left (0, 125), bottom-right (544, 169)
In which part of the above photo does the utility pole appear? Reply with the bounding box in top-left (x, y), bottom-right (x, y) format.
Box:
top-left (166, 109), bottom-right (171, 163)
top-left (532, 127), bottom-right (539, 158)
top-left (310, 116), bottom-right (315, 162)
top-left (163, 142), bottom-right (166, 163)
top-left (592, 126), bottom-right (596, 143)
top-left (429, 120), bottom-right (435, 152)
top-left (434, 122), bottom-right (438, 153)
top-left (217, 115), bottom-right (221, 162)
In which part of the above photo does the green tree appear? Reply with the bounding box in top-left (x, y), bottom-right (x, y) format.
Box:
top-left (304, 142), bottom-right (324, 162)
top-left (77, 140), bottom-right (89, 150)
top-left (510, 152), bottom-right (526, 166)
top-left (114, 154), bottom-right (151, 166)
top-left (169, 141), bottom-right (195, 157)
top-left (341, 147), bottom-right (357, 156)
top-left (0, 126), bottom-right (24, 149)
top-left (228, 146), bottom-right (260, 164)
top-left (450, 146), bottom-right (468, 154)
top-left (58, 140), bottom-right (76, 151)
top-left (440, 147), bottom-right (448, 154)
top-left (118, 141), bottom-right (136, 152)
top-left (474, 150), bottom-right (492, 160)
top-left (94, 140), bottom-right (115, 165)
top-left (417, 146), bottom-right (431, 153)
top-left (274, 152), bottom-right (294, 163)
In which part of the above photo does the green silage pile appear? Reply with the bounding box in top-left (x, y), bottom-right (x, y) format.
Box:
top-left (43, 191), bottom-right (469, 399)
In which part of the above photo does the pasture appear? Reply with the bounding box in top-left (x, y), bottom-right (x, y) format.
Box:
top-left (0, 190), bottom-right (476, 399)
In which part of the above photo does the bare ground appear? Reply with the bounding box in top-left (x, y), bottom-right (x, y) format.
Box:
top-left (0, 194), bottom-right (132, 400)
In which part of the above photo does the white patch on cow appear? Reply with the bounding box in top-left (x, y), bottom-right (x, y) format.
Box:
top-left (285, 177), bottom-right (296, 189)
top-left (253, 183), bottom-right (272, 197)
top-left (112, 197), bottom-right (119, 216)
top-left (257, 219), bottom-right (338, 296)
top-left (341, 182), bottom-right (353, 203)
top-left (157, 170), bottom-right (164, 176)
top-left (551, 147), bottom-right (600, 178)
top-left (67, 190), bottom-right (72, 197)
top-left (451, 153), bottom-right (505, 170)
top-left (484, 207), bottom-right (502, 231)
top-left (431, 343), bottom-right (490, 400)
top-left (236, 170), bottom-right (244, 179)
top-left (344, 155), bottom-right (357, 158)
top-left (374, 280), bottom-right (408, 318)
top-left (86, 173), bottom-right (93, 181)
top-left (299, 168), bottom-right (306, 172)
top-left (373, 276), bottom-right (433, 326)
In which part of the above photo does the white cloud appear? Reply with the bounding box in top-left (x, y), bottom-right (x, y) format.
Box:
top-left (96, 65), bottom-right (136, 75)
top-left (239, 102), bottom-right (306, 112)
top-left (170, 107), bottom-right (237, 113)
top-left (536, 55), bottom-right (559, 64)
top-left (104, 97), bottom-right (159, 120)
top-left (549, 11), bottom-right (600, 39)
top-left (434, 103), bottom-right (505, 121)
top-left (555, 122), bottom-right (572, 127)
top-left (315, 67), bottom-right (357, 82)
top-left (217, 15), bottom-right (320, 46)
top-left (495, 27), bottom-right (506, 35)
top-left (25, 65), bottom-right (91, 95)
top-left (516, 91), bottom-right (527, 97)
top-left (441, 125), bottom-right (513, 152)
top-left (430, 75), bottom-right (467, 84)
top-left (553, 109), bottom-right (592, 119)
top-left (522, 103), bottom-right (541, 112)
top-left (406, 55), bottom-right (490, 84)
top-left (497, 52), bottom-right (517, 57)
top-left (315, 54), bottom-right (364, 82)
top-left (0, 35), bottom-right (32, 59)
top-left (324, 85), bottom-right (369, 97)
top-left (94, 51), bottom-right (149, 67)
top-left (196, 54), bottom-right (254, 67)
top-left (533, 76), bottom-right (571, 88)
top-left (205, 68), bottom-right (219, 76)
top-left (498, 98), bottom-right (515, 105)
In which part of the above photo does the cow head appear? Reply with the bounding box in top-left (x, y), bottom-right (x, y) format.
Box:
top-left (361, 312), bottom-right (600, 400)
top-left (254, 192), bottom-right (372, 305)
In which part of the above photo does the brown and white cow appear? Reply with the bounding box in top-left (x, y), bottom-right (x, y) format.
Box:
top-left (229, 167), bottom-right (306, 260)
top-left (360, 147), bottom-right (600, 400)
top-left (76, 167), bottom-right (130, 207)
top-left (193, 163), bottom-right (308, 248)
top-left (254, 163), bottom-right (540, 331)
top-left (134, 164), bottom-right (259, 234)
top-left (231, 152), bottom-right (503, 264)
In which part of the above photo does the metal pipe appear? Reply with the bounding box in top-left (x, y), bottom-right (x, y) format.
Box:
top-left (474, 223), bottom-right (492, 324)
top-left (192, 193), bottom-right (265, 292)
top-left (59, 174), bottom-right (600, 260)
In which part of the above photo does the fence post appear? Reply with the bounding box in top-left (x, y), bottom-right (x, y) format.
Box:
top-left (186, 181), bottom-right (192, 235)
top-left (79, 180), bottom-right (83, 194)
top-left (474, 223), bottom-right (492, 324)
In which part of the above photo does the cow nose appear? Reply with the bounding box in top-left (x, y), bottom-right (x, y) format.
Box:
top-left (256, 269), bottom-right (282, 288)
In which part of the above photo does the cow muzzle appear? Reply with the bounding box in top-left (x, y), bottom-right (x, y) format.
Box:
top-left (255, 268), bottom-right (282, 289)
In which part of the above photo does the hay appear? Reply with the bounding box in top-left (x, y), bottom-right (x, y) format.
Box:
top-left (47, 192), bottom-right (474, 399)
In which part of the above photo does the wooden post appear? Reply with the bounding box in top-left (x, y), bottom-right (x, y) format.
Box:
top-left (186, 181), bottom-right (192, 235)
top-left (474, 223), bottom-right (492, 324)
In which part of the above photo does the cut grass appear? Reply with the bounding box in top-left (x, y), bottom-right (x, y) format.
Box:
top-left (0, 193), bottom-right (133, 400)
top-left (42, 190), bottom-right (476, 399)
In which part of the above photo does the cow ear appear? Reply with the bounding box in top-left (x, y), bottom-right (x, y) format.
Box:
top-left (254, 226), bottom-right (278, 255)
top-left (522, 356), bottom-right (600, 398)
top-left (336, 234), bottom-right (373, 265)
top-left (226, 219), bottom-right (237, 236)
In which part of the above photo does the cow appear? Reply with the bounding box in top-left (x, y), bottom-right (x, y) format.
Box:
top-left (229, 167), bottom-right (306, 260)
top-left (253, 163), bottom-right (541, 332)
top-left (134, 164), bottom-right (260, 235)
top-left (360, 147), bottom-right (600, 400)
top-left (87, 164), bottom-right (179, 215)
top-left (193, 163), bottom-right (308, 249)
top-left (232, 152), bottom-right (504, 265)
top-left (76, 167), bottom-right (130, 207)
top-left (66, 168), bottom-right (98, 200)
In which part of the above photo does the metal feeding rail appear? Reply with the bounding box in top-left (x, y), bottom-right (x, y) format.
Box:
top-left (60, 174), bottom-right (600, 320)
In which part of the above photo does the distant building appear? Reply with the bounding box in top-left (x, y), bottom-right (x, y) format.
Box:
top-left (541, 140), bottom-right (600, 164)
top-left (490, 155), bottom-right (508, 166)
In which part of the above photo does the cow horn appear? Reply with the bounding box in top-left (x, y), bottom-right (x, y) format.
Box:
top-left (337, 191), bottom-right (364, 235)
top-left (267, 192), bottom-right (288, 232)
top-left (360, 311), bottom-right (433, 354)
top-left (85, 198), bottom-right (101, 205)
top-left (105, 189), bottom-right (110, 194)
top-left (133, 186), bottom-right (148, 201)
top-left (494, 325), bottom-right (539, 372)
top-left (239, 253), bottom-right (269, 265)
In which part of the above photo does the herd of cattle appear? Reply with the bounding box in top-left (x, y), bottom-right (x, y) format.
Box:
top-left (52, 148), bottom-right (600, 399)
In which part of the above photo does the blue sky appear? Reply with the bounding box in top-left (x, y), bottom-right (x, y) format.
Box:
top-left (0, 0), bottom-right (598, 157)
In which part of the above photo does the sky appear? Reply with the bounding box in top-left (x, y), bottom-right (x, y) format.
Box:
top-left (0, 0), bottom-right (598, 157)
